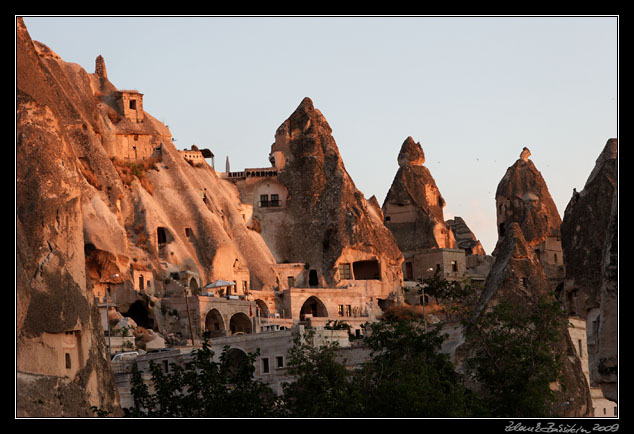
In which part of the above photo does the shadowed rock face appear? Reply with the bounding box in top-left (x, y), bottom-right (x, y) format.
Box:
top-left (268, 97), bottom-right (404, 294)
top-left (561, 138), bottom-right (618, 402)
top-left (494, 149), bottom-right (561, 255)
top-left (383, 137), bottom-right (455, 251)
top-left (468, 223), bottom-right (592, 417)
top-left (561, 139), bottom-right (617, 318)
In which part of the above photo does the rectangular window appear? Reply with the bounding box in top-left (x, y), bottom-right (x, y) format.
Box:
top-left (345, 305), bottom-right (352, 317)
top-left (578, 339), bottom-right (583, 357)
top-left (276, 356), bottom-right (284, 369)
top-left (242, 280), bottom-right (248, 292)
top-left (338, 305), bottom-right (344, 317)
top-left (129, 100), bottom-right (137, 110)
top-left (339, 263), bottom-right (351, 280)
top-left (65, 353), bottom-right (71, 369)
top-left (262, 358), bottom-right (270, 374)
top-left (271, 194), bottom-right (280, 207)
top-left (287, 276), bottom-right (295, 288)
top-left (260, 194), bottom-right (269, 207)
top-left (163, 360), bottom-right (169, 373)
top-left (451, 260), bottom-right (458, 272)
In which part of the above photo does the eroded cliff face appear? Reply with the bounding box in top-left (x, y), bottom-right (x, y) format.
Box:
top-left (16, 17), bottom-right (280, 416)
top-left (266, 97), bottom-right (404, 298)
top-left (561, 138), bottom-right (618, 402)
top-left (494, 148), bottom-right (563, 283)
top-left (464, 223), bottom-right (593, 417)
top-left (382, 137), bottom-right (456, 252)
top-left (494, 148), bottom-right (562, 252)
top-left (16, 17), bottom-right (121, 417)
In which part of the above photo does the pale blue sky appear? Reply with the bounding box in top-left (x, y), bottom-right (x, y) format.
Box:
top-left (20, 16), bottom-right (618, 254)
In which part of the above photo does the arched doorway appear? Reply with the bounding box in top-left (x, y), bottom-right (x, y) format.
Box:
top-left (125, 300), bottom-right (155, 330)
top-left (225, 347), bottom-right (249, 376)
top-left (300, 296), bottom-right (328, 321)
top-left (204, 309), bottom-right (226, 338)
top-left (255, 299), bottom-right (269, 318)
top-left (229, 312), bottom-right (252, 335)
top-left (189, 277), bottom-right (199, 295)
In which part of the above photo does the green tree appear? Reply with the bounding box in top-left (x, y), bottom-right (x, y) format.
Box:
top-left (356, 318), bottom-right (486, 417)
top-left (418, 271), bottom-right (482, 322)
top-left (124, 339), bottom-right (280, 417)
top-left (462, 295), bottom-right (567, 417)
top-left (280, 329), bottom-right (363, 417)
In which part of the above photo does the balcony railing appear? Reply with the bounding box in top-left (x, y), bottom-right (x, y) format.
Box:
top-left (258, 200), bottom-right (283, 208)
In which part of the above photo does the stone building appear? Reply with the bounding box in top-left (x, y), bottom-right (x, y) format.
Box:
top-left (568, 317), bottom-right (618, 417)
top-left (111, 324), bottom-right (354, 408)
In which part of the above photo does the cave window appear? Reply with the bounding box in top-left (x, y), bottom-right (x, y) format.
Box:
top-left (384, 216), bottom-right (391, 222)
top-left (157, 227), bottom-right (167, 244)
top-left (554, 253), bottom-right (558, 264)
top-left (499, 222), bottom-right (506, 237)
top-left (308, 270), bottom-right (318, 287)
top-left (185, 228), bottom-right (193, 238)
top-left (139, 276), bottom-right (144, 291)
top-left (353, 260), bottom-right (381, 280)
top-left (84, 243), bottom-right (96, 257)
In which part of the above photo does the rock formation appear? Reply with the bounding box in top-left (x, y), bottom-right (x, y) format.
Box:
top-left (446, 216), bottom-right (486, 256)
top-left (16, 17), bottom-right (281, 416)
top-left (16, 17), bottom-right (121, 417)
top-left (561, 138), bottom-right (618, 402)
top-left (494, 147), bottom-right (563, 282)
top-left (263, 97), bottom-right (404, 299)
top-left (382, 137), bottom-right (456, 252)
top-left (464, 222), bottom-right (593, 417)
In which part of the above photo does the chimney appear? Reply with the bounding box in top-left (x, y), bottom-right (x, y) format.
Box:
top-left (95, 55), bottom-right (107, 79)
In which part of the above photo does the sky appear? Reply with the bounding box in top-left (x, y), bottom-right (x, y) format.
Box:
top-left (20, 15), bottom-right (618, 255)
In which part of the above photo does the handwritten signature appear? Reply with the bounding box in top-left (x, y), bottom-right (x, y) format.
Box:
top-left (505, 421), bottom-right (619, 433)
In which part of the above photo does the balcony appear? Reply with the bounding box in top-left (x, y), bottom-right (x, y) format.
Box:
top-left (258, 199), bottom-right (283, 208)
